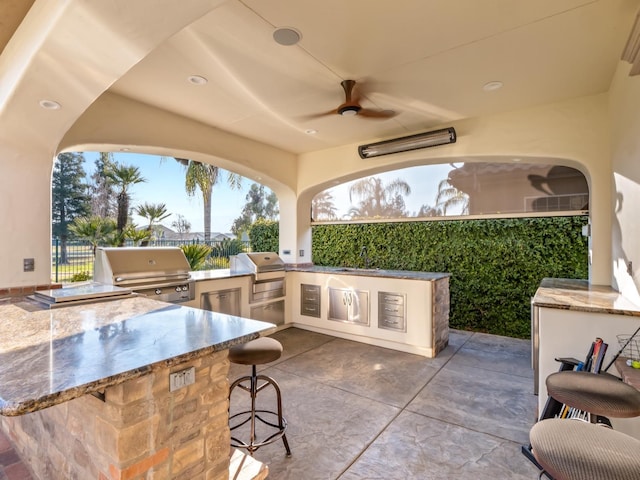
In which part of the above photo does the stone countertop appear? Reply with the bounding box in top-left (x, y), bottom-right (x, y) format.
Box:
top-left (0, 296), bottom-right (273, 416)
top-left (286, 265), bottom-right (450, 281)
top-left (189, 269), bottom-right (251, 281)
top-left (532, 278), bottom-right (640, 316)
top-left (189, 267), bottom-right (449, 282)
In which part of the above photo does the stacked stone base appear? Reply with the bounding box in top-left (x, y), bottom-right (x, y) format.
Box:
top-left (1, 351), bottom-right (233, 479)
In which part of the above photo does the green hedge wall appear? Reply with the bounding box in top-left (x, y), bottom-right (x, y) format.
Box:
top-left (311, 216), bottom-right (589, 338)
top-left (248, 219), bottom-right (279, 253)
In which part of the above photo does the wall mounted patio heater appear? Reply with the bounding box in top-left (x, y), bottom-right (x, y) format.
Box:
top-left (358, 127), bottom-right (456, 159)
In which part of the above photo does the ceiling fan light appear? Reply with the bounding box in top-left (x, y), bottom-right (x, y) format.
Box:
top-left (338, 105), bottom-right (360, 116)
top-left (359, 127), bottom-right (456, 158)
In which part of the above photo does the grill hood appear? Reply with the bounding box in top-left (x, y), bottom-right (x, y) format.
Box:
top-left (94, 247), bottom-right (191, 287)
top-left (230, 252), bottom-right (285, 282)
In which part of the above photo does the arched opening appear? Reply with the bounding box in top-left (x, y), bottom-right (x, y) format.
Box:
top-left (51, 150), bottom-right (280, 282)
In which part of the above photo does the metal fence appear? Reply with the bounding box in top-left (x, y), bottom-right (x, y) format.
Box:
top-left (52, 238), bottom-right (251, 284)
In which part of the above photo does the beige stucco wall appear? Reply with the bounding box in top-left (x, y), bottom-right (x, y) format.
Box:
top-left (610, 61), bottom-right (640, 303)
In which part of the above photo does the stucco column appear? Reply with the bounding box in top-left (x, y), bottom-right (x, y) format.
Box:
top-left (277, 191), bottom-right (311, 266)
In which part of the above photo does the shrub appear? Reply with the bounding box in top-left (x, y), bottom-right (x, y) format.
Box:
top-left (180, 244), bottom-right (212, 271)
top-left (211, 238), bottom-right (246, 257)
top-left (70, 271), bottom-right (92, 282)
top-left (248, 219), bottom-right (279, 252)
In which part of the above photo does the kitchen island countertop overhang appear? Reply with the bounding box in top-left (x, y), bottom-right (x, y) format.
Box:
top-left (0, 295), bottom-right (273, 416)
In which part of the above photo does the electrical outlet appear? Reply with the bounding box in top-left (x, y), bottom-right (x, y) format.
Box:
top-left (23, 258), bottom-right (34, 272)
top-left (628, 261), bottom-right (633, 276)
top-left (169, 366), bottom-right (195, 392)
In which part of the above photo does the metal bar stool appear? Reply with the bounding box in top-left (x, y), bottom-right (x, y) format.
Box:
top-left (228, 337), bottom-right (291, 457)
top-left (529, 371), bottom-right (640, 479)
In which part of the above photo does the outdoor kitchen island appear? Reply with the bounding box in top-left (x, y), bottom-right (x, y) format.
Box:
top-left (287, 266), bottom-right (450, 358)
top-left (0, 295), bottom-right (274, 480)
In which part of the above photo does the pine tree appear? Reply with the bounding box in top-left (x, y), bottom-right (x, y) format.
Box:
top-left (52, 152), bottom-right (90, 263)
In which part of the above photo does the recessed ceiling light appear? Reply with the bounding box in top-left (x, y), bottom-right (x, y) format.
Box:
top-left (273, 27), bottom-right (301, 46)
top-left (305, 129), bottom-right (318, 135)
top-left (187, 75), bottom-right (208, 85)
top-left (512, 157), bottom-right (521, 162)
top-left (483, 81), bottom-right (503, 92)
top-left (39, 99), bottom-right (61, 110)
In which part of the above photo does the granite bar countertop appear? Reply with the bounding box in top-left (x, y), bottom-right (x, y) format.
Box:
top-left (532, 278), bottom-right (640, 316)
top-left (0, 296), bottom-right (273, 416)
top-left (287, 265), bottom-right (450, 281)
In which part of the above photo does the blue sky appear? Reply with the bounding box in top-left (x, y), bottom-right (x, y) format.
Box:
top-left (81, 151), bottom-right (456, 232)
top-left (83, 152), bottom-right (249, 233)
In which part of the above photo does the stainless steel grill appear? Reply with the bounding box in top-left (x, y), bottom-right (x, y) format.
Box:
top-left (230, 252), bottom-right (285, 281)
top-left (94, 247), bottom-right (195, 303)
top-left (231, 252), bottom-right (286, 326)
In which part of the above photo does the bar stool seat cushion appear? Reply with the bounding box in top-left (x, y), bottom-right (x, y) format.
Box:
top-left (229, 337), bottom-right (283, 366)
top-left (546, 371), bottom-right (640, 418)
top-left (530, 418), bottom-right (640, 480)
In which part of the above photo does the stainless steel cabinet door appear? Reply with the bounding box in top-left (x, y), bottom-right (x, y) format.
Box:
top-left (201, 288), bottom-right (241, 316)
top-left (328, 287), bottom-right (369, 325)
top-left (250, 299), bottom-right (285, 326)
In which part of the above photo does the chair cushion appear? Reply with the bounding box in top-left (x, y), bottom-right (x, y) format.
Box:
top-left (229, 337), bottom-right (283, 365)
top-left (546, 371), bottom-right (640, 418)
top-left (530, 418), bottom-right (640, 480)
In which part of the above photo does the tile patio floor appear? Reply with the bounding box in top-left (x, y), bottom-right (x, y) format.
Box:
top-left (0, 327), bottom-right (542, 479)
top-left (230, 327), bottom-right (542, 479)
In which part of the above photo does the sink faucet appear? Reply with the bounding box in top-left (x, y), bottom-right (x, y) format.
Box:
top-left (360, 246), bottom-right (371, 269)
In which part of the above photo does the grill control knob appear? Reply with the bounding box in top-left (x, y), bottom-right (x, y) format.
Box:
top-left (182, 285), bottom-right (188, 291)
top-left (155, 289), bottom-right (162, 295)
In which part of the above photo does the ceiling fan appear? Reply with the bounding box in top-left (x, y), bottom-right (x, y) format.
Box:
top-left (309, 80), bottom-right (396, 119)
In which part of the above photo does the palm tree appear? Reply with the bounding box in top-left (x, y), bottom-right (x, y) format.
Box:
top-left (135, 202), bottom-right (171, 246)
top-left (69, 216), bottom-right (117, 255)
top-left (435, 179), bottom-right (469, 215)
top-left (348, 177), bottom-right (411, 219)
top-left (105, 163), bottom-right (146, 245)
top-left (417, 204), bottom-right (443, 217)
top-left (124, 224), bottom-right (153, 247)
top-left (311, 191), bottom-right (337, 220)
top-left (175, 158), bottom-right (241, 242)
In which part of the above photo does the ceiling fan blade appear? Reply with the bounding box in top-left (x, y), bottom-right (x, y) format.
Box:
top-left (299, 108), bottom-right (339, 121)
top-left (302, 79), bottom-right (397, 120)
top-left (358, 108), bottom-right (397, 119)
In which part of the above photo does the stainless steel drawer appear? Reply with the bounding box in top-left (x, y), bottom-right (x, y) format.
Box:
top-left (251, 278), bottom-right (285, 303)
top-left (301, 302), bottom-right (321, 317)
top-left (379, 292), bottom-right (404, 305)
top-left (379, 302), bottom-right (404, 317)
top-left (379, 314), bottom-right (406, 332)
